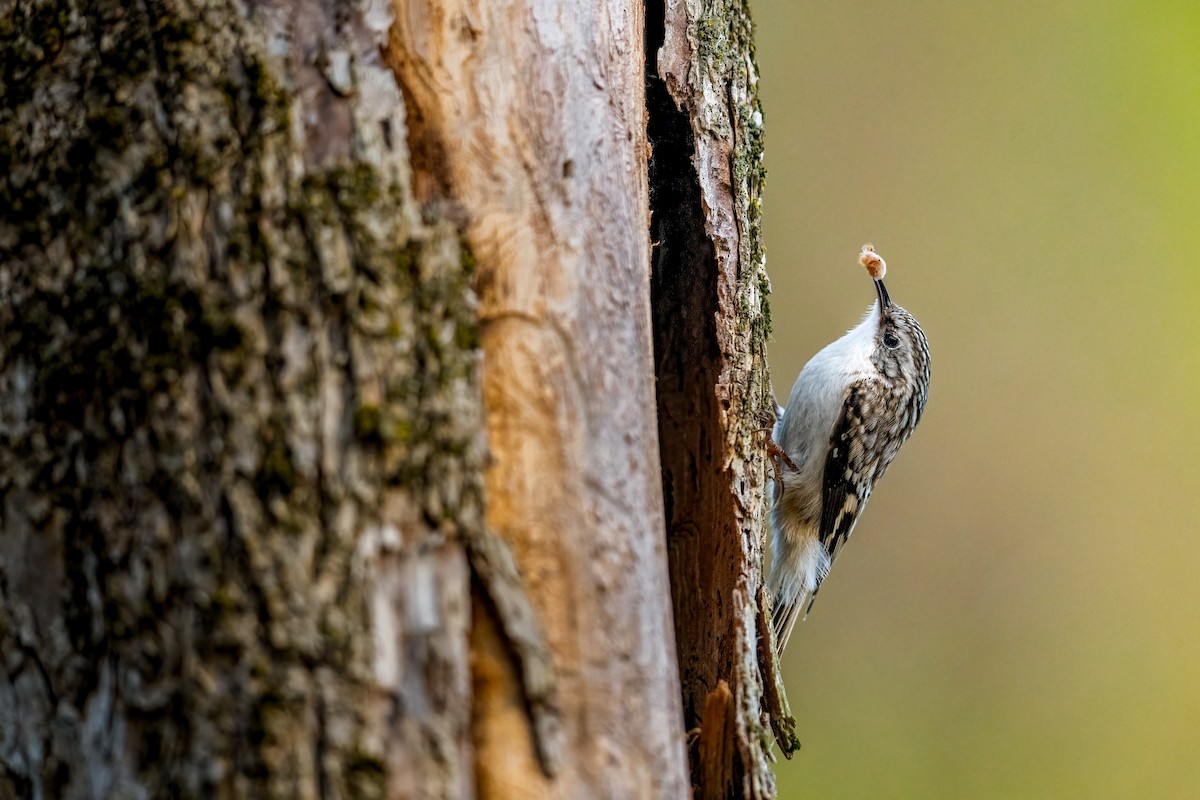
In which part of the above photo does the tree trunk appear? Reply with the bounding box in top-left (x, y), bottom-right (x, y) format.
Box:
top-left (648, 1), bottom-right (798, 798)
top-left (385, 0), bottom-right (690, 797)
top-left (2, 0), bottom-right (483, 796)
top-left (0, 0), bottom-right (786, 798)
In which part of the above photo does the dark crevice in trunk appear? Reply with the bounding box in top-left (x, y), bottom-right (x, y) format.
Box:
top-left (645, 2), bottom-right (736, 792)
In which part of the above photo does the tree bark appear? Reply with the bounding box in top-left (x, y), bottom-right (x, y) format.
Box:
top-left (1, 0), bottom-right (487, 797)
top-left (648, 0), bottom-right (798, 797)
top-left (1, 0), bottom-right (784, 798)
top-left (385, 2), bottom-right (690, 797)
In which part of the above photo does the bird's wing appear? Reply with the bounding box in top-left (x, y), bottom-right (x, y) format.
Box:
top-left (806, 381), bottom-right (877, 614)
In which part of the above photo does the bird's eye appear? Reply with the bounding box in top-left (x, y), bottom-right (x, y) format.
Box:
top-left (883, 332), bottom-right (901, 349)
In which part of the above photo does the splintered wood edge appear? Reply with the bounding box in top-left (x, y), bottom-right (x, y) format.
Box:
top-left (467, 532), bottom-right (564, 777)
top-left (699, 680), bottom-right (738, 800)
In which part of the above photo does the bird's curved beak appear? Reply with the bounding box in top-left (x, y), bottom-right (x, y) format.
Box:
top-left (874, 278), bottom-right (892, 311)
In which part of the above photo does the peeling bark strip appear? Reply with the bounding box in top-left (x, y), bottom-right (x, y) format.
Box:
top-left (0, 0), bottom-right (484, 797)
top-left (386, 1), bottom-right (691, 797)
top-left (648, 0), bottom-right (797, 797)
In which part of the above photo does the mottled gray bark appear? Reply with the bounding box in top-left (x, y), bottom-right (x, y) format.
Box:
top-left (0, 0), bottom-right (481, 797)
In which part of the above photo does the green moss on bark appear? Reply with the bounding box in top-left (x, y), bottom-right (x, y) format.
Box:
top-left (0, 0), bottom-right (482, 797)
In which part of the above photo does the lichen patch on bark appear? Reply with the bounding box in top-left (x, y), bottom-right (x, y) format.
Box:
top-left (0, 1), bottom-right (483, 797)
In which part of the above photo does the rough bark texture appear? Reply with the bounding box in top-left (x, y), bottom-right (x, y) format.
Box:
top-left (648, 0), bottom-right (797, 797)
top-left (0, 0), bottom-right (483, 797)
top-left (1, 0), bottom-right (782, 797)
top-left (386, 1), bottom-right (691, 798)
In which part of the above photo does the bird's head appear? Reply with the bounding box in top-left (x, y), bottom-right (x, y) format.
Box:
top-left (860, 245), bottom-right (931, 391)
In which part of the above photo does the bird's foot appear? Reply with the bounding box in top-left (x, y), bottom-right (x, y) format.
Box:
top-left (765, 438), bottom-right (797, 506)
top-left (766, 438), bottom-right (798, 474)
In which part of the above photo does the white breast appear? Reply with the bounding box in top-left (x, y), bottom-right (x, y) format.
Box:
top-left (769, 302), bottom-right (880, 602)
top-left (768, 303), bottom-right (892, 618)
top-left (775, 301), bottom-right (880, 502)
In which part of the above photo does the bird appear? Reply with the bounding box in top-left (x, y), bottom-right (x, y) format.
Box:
top-left (767, 245), bottom-right (930, 651)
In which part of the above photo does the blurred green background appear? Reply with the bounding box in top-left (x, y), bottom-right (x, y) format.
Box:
top-left (756, 1), bottom-right (1200, 797)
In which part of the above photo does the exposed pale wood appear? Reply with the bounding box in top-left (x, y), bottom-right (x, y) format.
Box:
top-left (469, 592), bottom-right (556, 800)
top-left (386, 1), bottom-right (691, 797)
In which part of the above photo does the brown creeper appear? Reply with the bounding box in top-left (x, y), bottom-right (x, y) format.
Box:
top-left (768, 245), bottom-right (931, 650)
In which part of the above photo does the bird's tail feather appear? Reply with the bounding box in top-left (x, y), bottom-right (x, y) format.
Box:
top-left (773, 581), bottom-right (832, 650)
top-left (771, 590), bottom-right (808, 652)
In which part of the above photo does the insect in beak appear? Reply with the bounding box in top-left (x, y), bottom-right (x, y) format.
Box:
top-left (860, 244), bottom-right (892, 310)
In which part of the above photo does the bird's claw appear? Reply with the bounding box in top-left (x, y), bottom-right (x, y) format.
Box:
top-left (756, 393), bottom-right (795, 506)
top-left (765, 438), bottom-right (797, 507)
top-left (766, 438), bottom-right (798, 474)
